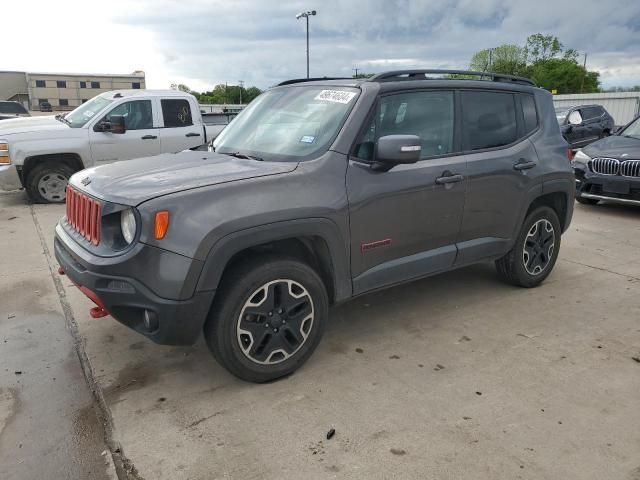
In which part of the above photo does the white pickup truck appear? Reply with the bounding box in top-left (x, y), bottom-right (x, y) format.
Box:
top-left (0, 90), bottom-right (226, 203)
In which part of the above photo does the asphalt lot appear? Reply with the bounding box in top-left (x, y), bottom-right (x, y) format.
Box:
top-left (1, 189), bottom-right (639, 480)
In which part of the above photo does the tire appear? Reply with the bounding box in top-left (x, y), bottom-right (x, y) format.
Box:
top-left (204, 255), bottom-right (329, 383)
top-left (576, 196), bottom-right (599, 205)
top-left (26, 162), bottom-right (74, 203)
top-left (495, 206), bottom-right (561, 288)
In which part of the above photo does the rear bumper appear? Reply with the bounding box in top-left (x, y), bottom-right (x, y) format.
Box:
top-left (573, 163), bottom-right (640, 206)
top-left (54, 224), bottom-right (215, 346)
top-left (0, 165), bottom-right (22, 191)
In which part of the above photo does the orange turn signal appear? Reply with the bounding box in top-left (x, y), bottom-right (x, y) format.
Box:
top-left (154, 211), bottom-right (170, 240)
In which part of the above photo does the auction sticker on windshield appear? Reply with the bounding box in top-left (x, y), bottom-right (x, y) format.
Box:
top-left (315, 90), bottom-right (357, 104)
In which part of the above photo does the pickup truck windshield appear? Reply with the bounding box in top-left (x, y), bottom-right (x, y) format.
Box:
top-left (213, 86), bottom-right (359, 161)
top-left (64, 96), bottom-right (114, 128)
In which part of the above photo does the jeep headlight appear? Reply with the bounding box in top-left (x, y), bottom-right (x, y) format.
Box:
top-left (573, 150), bottom-right (591, 165)
top-left (0, 142), bottom-right (9, 165)
top-left (120, 208), bottom-right (137, 244)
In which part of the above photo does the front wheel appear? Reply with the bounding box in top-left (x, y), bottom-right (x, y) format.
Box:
top-left (495, 206), bottom-right (561, 288)
top-left (25, 162), bottom-right (74, 203)
top-left (204, 255), bottom-right (328, 383)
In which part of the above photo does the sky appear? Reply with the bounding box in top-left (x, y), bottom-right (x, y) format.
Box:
top-left (4, 0), bottom-right (640, 91)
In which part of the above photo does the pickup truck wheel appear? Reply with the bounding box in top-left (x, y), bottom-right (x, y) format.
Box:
top-left (495, 206), bottom-right (561, 288)
top-left (204, 255), bottom-right (328, 383)
top-left (26, 162), bottom-right (74, 204)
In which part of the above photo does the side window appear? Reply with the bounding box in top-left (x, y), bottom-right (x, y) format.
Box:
top-left (161, 99), bottom-right (193, 127)
top-left (102, 100), bottom-right (153, 130)
top-left (521, 94), bottom-right (538, 135)
top-left (353, 91), bottom-right (454, 161)
top-left (462, 91), bottom-right (517, 150)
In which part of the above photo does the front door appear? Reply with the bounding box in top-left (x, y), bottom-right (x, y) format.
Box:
top-left (347, 90), bottom-right (466, 294)
top-left (89, 99), bottom-right (161, 164)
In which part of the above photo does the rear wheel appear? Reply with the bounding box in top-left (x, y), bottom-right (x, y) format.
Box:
top-left (204, 255), bottom-right (328, 383)
top-left (495, 206), bottom-right (561, 288)
top-left (25, 162), bottom-right (74, 203)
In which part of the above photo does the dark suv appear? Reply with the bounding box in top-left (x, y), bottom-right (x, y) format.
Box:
top-left (54, 70), bottom-right (575, 382)
top-left (556, 104), bottom-right (615, 149)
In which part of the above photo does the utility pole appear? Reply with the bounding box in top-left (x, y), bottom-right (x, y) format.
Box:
top-left (238, 80), bottom-right (244, 104)
top-left (580, 52), bottom-right (587, 93)
top-left (296, 10), bottom-right (317, 79)
top-left (353, 67), bottom-right (359, 78)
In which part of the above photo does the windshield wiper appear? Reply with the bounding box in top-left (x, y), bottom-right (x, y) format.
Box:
top-left (224, 152), bottom-right (264, 161)
top-left (620, 134), bottom-right (640, 140)
top-left (55, 114), bottom-right (70, 125)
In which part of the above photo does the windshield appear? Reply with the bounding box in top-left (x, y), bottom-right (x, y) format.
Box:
top-left (213, 86), bottom-right (360, 161)
top-left (0, 102), bottom-right (28, 115)
top-left (64, 95), bottom-right (114, 128)
top-left (620, 116), bottom-right (640, 139)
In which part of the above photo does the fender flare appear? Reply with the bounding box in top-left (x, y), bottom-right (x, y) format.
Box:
top-left (195, 218), bottom-right (352, 302)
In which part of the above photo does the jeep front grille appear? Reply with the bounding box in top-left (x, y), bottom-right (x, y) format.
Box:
top-left (620, 160), bottom-right (640, 178)
top-left (591, 157), bottom-right (619, 175)
top-left (65, 186), bottom-right (102, 245)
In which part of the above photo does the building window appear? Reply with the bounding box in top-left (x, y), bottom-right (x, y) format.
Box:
top-left (35, 80), bottom-right (46, 88)
top-left (132, 82), bottom-right (141, 89)
top-left (56, 80), bottom-right (67, 88)
top-left (59, 99), bottom-right (69, 106)
top-left (91, 81), bottom-right (100, 89)
top-left (80, 81), bottom-right (86, 88)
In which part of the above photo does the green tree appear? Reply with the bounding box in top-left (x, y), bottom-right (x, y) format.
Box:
top-left (352, 73), bottom-right (375, 79)
top-left (529, 58), bottom-right (599, 93)
top-left (470, 44), bottom-right (527, 75)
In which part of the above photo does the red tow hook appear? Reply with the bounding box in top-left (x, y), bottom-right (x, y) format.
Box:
top-left (78, 286), bottom-right (110, 319)
top-left (58, 266), bottom-right (65, 275)
top-left (89, 306), bottom-right (109, 318)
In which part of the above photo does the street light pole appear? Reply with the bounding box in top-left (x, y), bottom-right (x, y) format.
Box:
top-left (296, 10), bottom-right (316, 79)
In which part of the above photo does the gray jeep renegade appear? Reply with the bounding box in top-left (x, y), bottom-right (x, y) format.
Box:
top-left (54, 70), bottom-right (574, 382)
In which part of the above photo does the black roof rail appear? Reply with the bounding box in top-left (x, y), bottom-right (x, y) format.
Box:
top-left (277, 77), bottom-right (353, 86)
top-left (366, 70), bottom-right (535, 86)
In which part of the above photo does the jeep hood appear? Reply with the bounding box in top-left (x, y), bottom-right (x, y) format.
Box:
top-left (583, 135), bottom-right (640, 160)
top-left (70, 151), bottom-right (299, 205)
top-left (0, 115), bottom-right (70, 137)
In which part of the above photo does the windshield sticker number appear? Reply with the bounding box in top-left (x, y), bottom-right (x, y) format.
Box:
top-left (300, 135), bottom-right (315, 143)
top-left (315, 90), bottom-right (356, 104)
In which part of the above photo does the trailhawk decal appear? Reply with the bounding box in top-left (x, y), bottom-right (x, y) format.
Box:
top-left (315, 90), bottom-right (357, 104)
top-left (361, 238), bottom-right (392, 252)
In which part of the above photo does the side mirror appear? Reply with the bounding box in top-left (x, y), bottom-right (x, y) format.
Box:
top-left (373, 135), bottom-right (421, 171)
top-left (108, 115), bottom-right (126, 134)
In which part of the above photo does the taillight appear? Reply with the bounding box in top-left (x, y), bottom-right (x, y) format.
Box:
top-left (567, 149), bottom-right (574, 161)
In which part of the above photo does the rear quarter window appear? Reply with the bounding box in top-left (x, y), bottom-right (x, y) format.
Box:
top-left (461, 91), bottom-right (517, 150)
top-left (520, 94), bottom-right (538, 135)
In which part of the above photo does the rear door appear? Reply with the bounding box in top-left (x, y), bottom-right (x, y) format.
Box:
top-left (89, 99), bottom-right (161, 164)
top-left (157, 98), bottom-right (203, 152)
top-left (347, 89), bottom-right (467, 294)
top-left (455, 90), bottom-right (542, 265)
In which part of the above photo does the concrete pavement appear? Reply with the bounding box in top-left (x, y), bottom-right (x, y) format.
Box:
top-left (1, 188), bottom-right (639, 479)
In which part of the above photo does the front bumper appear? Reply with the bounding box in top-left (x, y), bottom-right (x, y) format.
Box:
top-left (0, 165), bottom-right (22, 191)
top-left (573, 163), bottom-right (640, 206)
top-left (54, 224), bottom-right (215, 346)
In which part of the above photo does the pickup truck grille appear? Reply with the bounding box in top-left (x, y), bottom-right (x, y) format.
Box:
top-left (65, 186), bottom-right (102, 245)
top-left (591, 157), bottom-right (619, 175)
top-left (620, 160), bottom-right (640, 178)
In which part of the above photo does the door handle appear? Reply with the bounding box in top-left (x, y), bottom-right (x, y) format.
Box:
top-left (513, 159), bottom-right (537, 171)
top-left (435, 173), bottom-right (464, 185)
top-left (185, 132), bottom-right (201, 137)
top-left (141, 135), bottom-right (157, 140)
